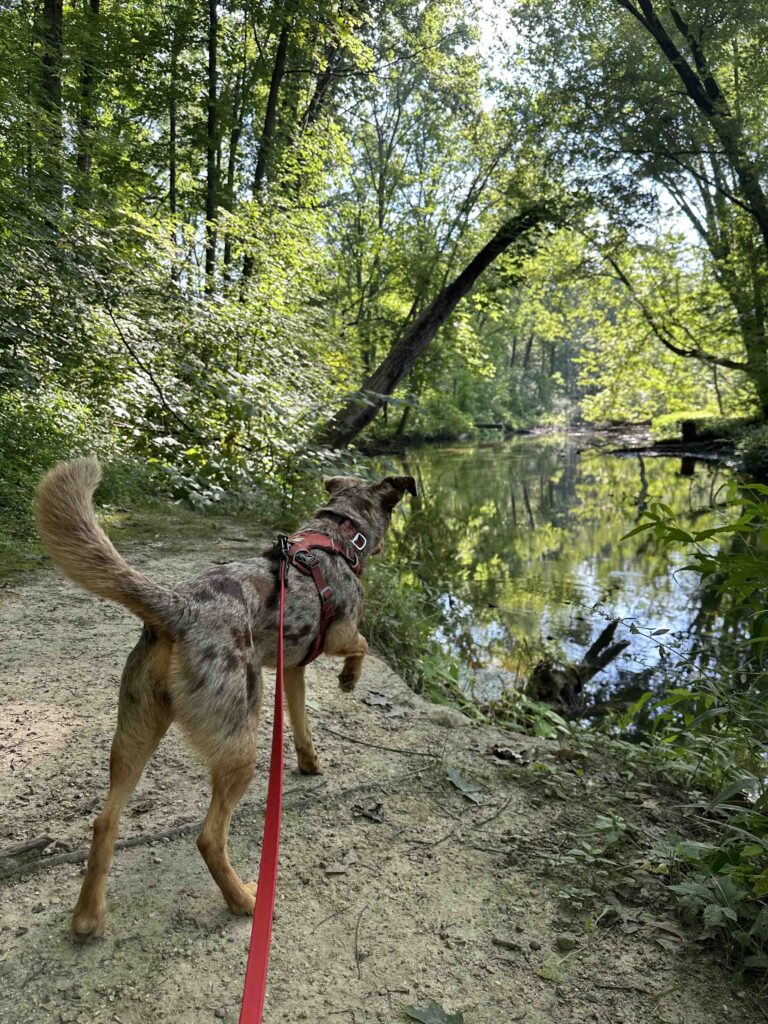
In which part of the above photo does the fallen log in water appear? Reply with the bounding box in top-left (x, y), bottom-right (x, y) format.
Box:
top-left (526, 619), bottom-right (630, 717)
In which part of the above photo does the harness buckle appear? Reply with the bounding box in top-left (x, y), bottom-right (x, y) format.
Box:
top-left (351, 532), bottom-right (367, 551)
top-left (293, 549), bottom-right (319, 570)
top-left (318, 585), bottom-right (333, 603)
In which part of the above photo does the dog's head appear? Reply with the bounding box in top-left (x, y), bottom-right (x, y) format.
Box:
top-left (319, 474), bottom-right (417, 556)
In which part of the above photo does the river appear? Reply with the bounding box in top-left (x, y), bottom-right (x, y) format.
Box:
top-left (374, 434), bottom-right (732, 706)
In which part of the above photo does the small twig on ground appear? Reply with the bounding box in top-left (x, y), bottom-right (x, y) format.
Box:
top-left (410, 790), bottom-right (516, 850)
top-left (300, 768), bottom-right (430, 810)
top-left (320, 724), bottom-right (440, 759)
top-left (410, 827), bottom-right (458, 849)
top-left (312, 905), bottom-right (351, 933)
top-left (466, 843), bottom-right (509, 855)
top-left (0, 836), bottom-right (55, 859)
top-left (0, 819), bottom-right (204, 881)
top-left (354, 905), bottom-right (368, 980)
top-left (652, 986), bottom-right (677, 1008)
top-left (430, 797), bottom-right (462, 820)
top-left (473, 794), bottom-right (516, 828)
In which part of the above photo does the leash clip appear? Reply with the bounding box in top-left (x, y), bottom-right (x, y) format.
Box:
top-left (351, 532), bottom-right (367, 551)
top-left (276, 534), bottom-right (291, 560)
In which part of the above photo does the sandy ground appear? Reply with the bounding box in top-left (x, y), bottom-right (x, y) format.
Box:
top-left (0, 525), bottom-right (763, 1024)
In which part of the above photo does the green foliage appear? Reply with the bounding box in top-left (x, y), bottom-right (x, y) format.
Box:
top-left (651, 409), bottom-right (721, 438)
top-left (0, 389), bottom-right (100, 543)
top-left (618, 487), bottom-right (768, 969)
top-left (4, 0), bottom-right (768, 524)
top-left (481, 688), bottom-right (570, 738)
top-left (408, 392), bottom-right (476, 443)
top-left (737, 426), bottom-right (768, 479)
top-left (363, 557), bottom-right (447, 693)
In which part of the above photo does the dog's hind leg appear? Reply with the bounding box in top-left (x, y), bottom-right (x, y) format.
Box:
top-left (284, 665), bottom-right (322, 774)
top-left (196, 753), bottom-right (258, 915)
top-left (71, 689), bottom-right (171, 942)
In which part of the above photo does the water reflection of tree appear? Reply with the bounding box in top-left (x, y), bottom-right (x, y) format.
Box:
top-left (381, 438), bottom-right (732, 693)
top-left (682, 497), bottom-right (768, 686)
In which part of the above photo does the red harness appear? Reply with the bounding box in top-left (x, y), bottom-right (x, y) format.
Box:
top-left (264, 518), bottom-right (366, 665)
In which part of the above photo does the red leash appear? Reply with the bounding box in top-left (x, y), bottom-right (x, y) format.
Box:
top-left (238, 554), bottom-right (287, 1024)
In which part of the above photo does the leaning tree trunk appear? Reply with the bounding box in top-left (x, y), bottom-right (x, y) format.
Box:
top-left (300, 42), bottom-right (341, 133)
top-left (318, 206), bottom-right (552, 449)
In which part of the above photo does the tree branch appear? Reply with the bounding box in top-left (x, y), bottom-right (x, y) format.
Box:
top-left (603, 252), bottom-right (746, 370)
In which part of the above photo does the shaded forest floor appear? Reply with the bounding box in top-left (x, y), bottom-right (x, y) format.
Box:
top-left (0, 518), bottom-right (762, 1023)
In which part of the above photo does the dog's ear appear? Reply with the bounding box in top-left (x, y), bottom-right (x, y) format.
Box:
top-left (323, 475), bottom-right (364, 494)
top-left (371, 475), bottom-right (417, 509)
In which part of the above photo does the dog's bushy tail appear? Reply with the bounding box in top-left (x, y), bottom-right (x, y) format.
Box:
top-left (36, 457), bottom-right (185, 633)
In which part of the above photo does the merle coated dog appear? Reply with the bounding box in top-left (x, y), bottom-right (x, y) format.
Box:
top-left (36, 457), bottom-right (415, 941)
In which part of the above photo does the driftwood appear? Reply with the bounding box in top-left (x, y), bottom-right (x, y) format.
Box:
top-left (526, 619), bottom-right (630, 717)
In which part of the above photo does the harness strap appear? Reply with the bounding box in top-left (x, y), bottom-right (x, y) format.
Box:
top-left (262, 528), bottom-right (366, 666)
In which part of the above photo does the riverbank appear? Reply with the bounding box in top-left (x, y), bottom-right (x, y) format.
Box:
top-left (0, 524), bottom-right (763, 1023)
top-left (360, 415), bottom-right (767, 476)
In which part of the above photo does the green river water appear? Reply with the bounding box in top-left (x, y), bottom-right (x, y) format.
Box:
top-left (376, 434), bottom-right (732, 704)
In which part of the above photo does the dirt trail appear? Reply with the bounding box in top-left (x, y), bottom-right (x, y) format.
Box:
top-left (0, 527), bottom-right (761, 1024)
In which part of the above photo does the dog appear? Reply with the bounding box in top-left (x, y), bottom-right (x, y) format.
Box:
top-left (35, 457), bottom-right (416, 941)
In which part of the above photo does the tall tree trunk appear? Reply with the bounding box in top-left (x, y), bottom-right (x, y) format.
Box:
top-left (742, 242), bottom-right (768, 415)
top-left (523, 333), bottom-right (534, 370)
top-left (318, 207), bottom-right (551, 449)
top-left (664, 153), bottom-right (768, 414)
top-left (169, 24), bottom-right (179, 216)
top-left (393, 399), bottom-right (415, 441)
top-left (614, 1), bottom-right (768, 416)
top-left (74, 0), bottom-right (100, 206)
top-left (300, 43), bottom-right (341, 132)
top-left (40, 0), bottom-right (64, 208)
top-left (223, 64), bottom-right (246, 270)
top-left (241, 21), bottom-right (290, 288)
top-left (204, 0), bottom-right (218, 291)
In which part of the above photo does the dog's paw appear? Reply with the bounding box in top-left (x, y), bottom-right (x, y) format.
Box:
top-left (70, 907), bottom-right (106, 943)
top-left (227, 882), bottom-right (257, 917)
top-left (297, 749), bottom-right (323, 775)
top-left (338, 670), bottom-right (358, 693)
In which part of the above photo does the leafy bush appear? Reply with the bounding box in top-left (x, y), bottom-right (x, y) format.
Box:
top-left (364, 557), bottom-right (452, 693)
top-left (621, 491), bottom-right (768, 969)
top-left (0, 389), bottom-right (100, 543)
top-left (650, 408), bottom-right (720, 439)
top-left (410, 392), bottom-right (476, 442)
top-left (737, 425), bottom-right (768, 479)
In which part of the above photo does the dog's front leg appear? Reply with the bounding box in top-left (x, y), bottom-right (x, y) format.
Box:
top-left (338, 636), bottom-right (368, 692)
top-left (283, 665), bottom-right (322, 774)
top-left (324, 621), bottom-right (368, 692)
